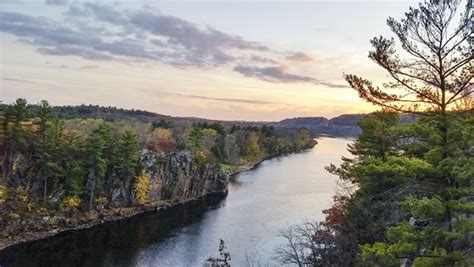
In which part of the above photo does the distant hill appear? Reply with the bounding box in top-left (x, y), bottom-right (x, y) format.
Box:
top-left (44, 105), bottom-right (367, 136)
top-left (265, 114), bottom-right (365, 137)
top-left (0, 103), bottom-right (418, 137)
top-left (267, 113), bottom-right (418, 137)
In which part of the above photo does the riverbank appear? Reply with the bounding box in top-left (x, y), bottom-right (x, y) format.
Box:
top-left (228, 139), bottom-right (318, 178)
top-left (0, 192), bottom-right (226, 251)
top-left (0, 142), bottom-right (316, 252)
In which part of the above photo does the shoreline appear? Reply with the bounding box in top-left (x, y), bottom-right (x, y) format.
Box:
top-left (0, 142), bottom-right (317, 252)
top-left (0, 191), bottom-right (227, 251)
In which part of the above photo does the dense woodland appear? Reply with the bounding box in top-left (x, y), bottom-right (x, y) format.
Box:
top-left (274, 0), bottom-right (473, 266)
top-left (0, 98), bottom-right (314, 241)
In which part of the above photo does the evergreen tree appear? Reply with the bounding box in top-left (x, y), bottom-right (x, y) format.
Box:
top-left (110, 131), bottom-right (140, 202)
top-left (114, 131), bottom-right (139, 181)
top-left (337, 1), bottom-right (473, 265)
top-left (35, 100), bottom-right (54, 202)
top-left (62, 133), bottom-right (84, 197)
top-left (84, 128), bottom-right (107, 211)
top-left (345, 0), bottom-right (473, 158)
top-left (2, 98), bottom-right (30, 184)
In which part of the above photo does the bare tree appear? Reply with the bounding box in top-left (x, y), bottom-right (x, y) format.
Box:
top-left (273, 222), bottom-right (337, 267)
top-left (206, 239), bottom-right (231, 267)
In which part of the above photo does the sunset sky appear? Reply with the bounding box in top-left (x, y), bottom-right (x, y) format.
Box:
top-left (0, 0), bottom-right (420, 121)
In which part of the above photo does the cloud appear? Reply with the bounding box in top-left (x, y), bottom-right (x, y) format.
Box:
top-left (173, 93), bottom-right (282, 105)
top-left (0, 3), bottom-right (342, 88)
top-left (80, 65), bottom-right (99, 69)
top-left (129, 10), bottom-right (267, 66)
top-left (0, 3), bottom-right (269, 68)
top-left (285, 52), bottom-right (315, 62)
top-left (147, 89), bottom-right (284, 105)
top-left (233, 65), bottom-right (348, 88)
top-left (1, 77), bottom-right (35, 84)
top-left (234, 65), bottom-right (315, 83)
top-left (249, 55), bottom-right (281, 65)
top-left (45, 0), bottom-right (68, 6)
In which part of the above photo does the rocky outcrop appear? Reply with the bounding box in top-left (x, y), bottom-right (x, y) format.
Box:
top-left (110, 150), bottom-right (227, 206)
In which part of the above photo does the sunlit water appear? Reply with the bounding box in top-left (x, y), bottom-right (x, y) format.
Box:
top-left (135, 137), bottom-right (351, 266)
top-left (0, 137), bottom-right (351, 267)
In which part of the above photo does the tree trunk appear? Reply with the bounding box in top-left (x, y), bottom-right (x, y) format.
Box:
top-left (43, 176), bottom-right (47, 203)
top-left (88, 179), bottom-right (95, 211)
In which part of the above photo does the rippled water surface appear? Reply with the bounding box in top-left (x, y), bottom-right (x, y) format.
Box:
top-left (0, 137), bottom-right (351, 267)
top-left (136, 137), bottom-right (351, 266)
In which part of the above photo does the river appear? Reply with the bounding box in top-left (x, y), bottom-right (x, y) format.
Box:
top-left (0, 137), bottom-right (351, 267)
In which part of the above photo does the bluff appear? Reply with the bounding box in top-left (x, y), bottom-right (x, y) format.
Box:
top-left (268, 113), bottom-right (418, 137)
top-left (136, 150), bottom-right (227, 204)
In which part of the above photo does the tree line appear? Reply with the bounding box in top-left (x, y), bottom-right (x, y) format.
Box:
top-left (0, 99), bottom-right (314, 238)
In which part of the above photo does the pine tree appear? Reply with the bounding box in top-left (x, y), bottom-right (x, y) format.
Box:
top-left (2, 98), bottom-right (30, 184)
top-left (35, 100), bottom-right (53, 202)
top-left (110, 131), bottom-right (140, 203)
top-left (84, 128), bottom-right (107, 211)
top-left (345, 0), bottom-right (473, 158)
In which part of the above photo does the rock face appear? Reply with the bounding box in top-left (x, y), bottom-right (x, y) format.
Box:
top-left (110, 150), bottom-right (227, 206)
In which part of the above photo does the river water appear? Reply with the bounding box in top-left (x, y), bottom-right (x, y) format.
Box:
top-left (0, 137), bottom-right (351, 267)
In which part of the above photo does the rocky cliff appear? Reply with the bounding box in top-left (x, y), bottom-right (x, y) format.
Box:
top-left (110, 150), bottom-right (227, 207)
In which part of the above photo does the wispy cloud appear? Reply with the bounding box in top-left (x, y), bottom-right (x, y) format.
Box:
top-left (1, 77), bottom-right (35, 84)
top-left (45, 0), bottom-right (68, 6)
top-left (233, 65), bottom-right (348, 88)
top-left (285, 52), bottom-right (315, 62)
top-left (144, 89), bottom-right (287, 105)
top-left (80, 65), bottom-right (99, 69)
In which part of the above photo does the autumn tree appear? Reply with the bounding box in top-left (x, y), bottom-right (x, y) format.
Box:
top-left (149, 127), bottom-right (174, 152)
top-left (133, 170), bottom-right (151, 205)
top-left (242, 132), bottom-right (262, 161)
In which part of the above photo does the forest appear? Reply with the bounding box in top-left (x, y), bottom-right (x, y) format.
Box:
top-left (0, 98), bottom-right (315, 245)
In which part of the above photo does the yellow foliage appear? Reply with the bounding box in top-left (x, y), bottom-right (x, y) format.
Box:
top-left (152, 128), bottom-right (173, 140)
top-left (35, 207), bottom-right (48, 216)
top-left (134, 171), bottom-right (151, 205)
top-left (244, 132), bottom-right (262, 161)
top-left (202, 128), bottom-right (218, 139)
top-left (0, 186), bottom-right (5, 204)
top-left (296, 130), bottom-right (311, 149)
top-left (192, 151), bottom-right (208, 171)
top-left (95, 196), bottom-right (108, 206)
top-left (60, 195), bottom-right (82, 211)
top-left (8, 212), bottom-right (20, 220)
top-left (14, 186), bottom-right (29, 203)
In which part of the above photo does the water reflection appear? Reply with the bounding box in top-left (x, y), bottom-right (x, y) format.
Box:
top-left (133, 137), bottom-right (351, 266)
top-left (0, 137), bottom-right (351, 267)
